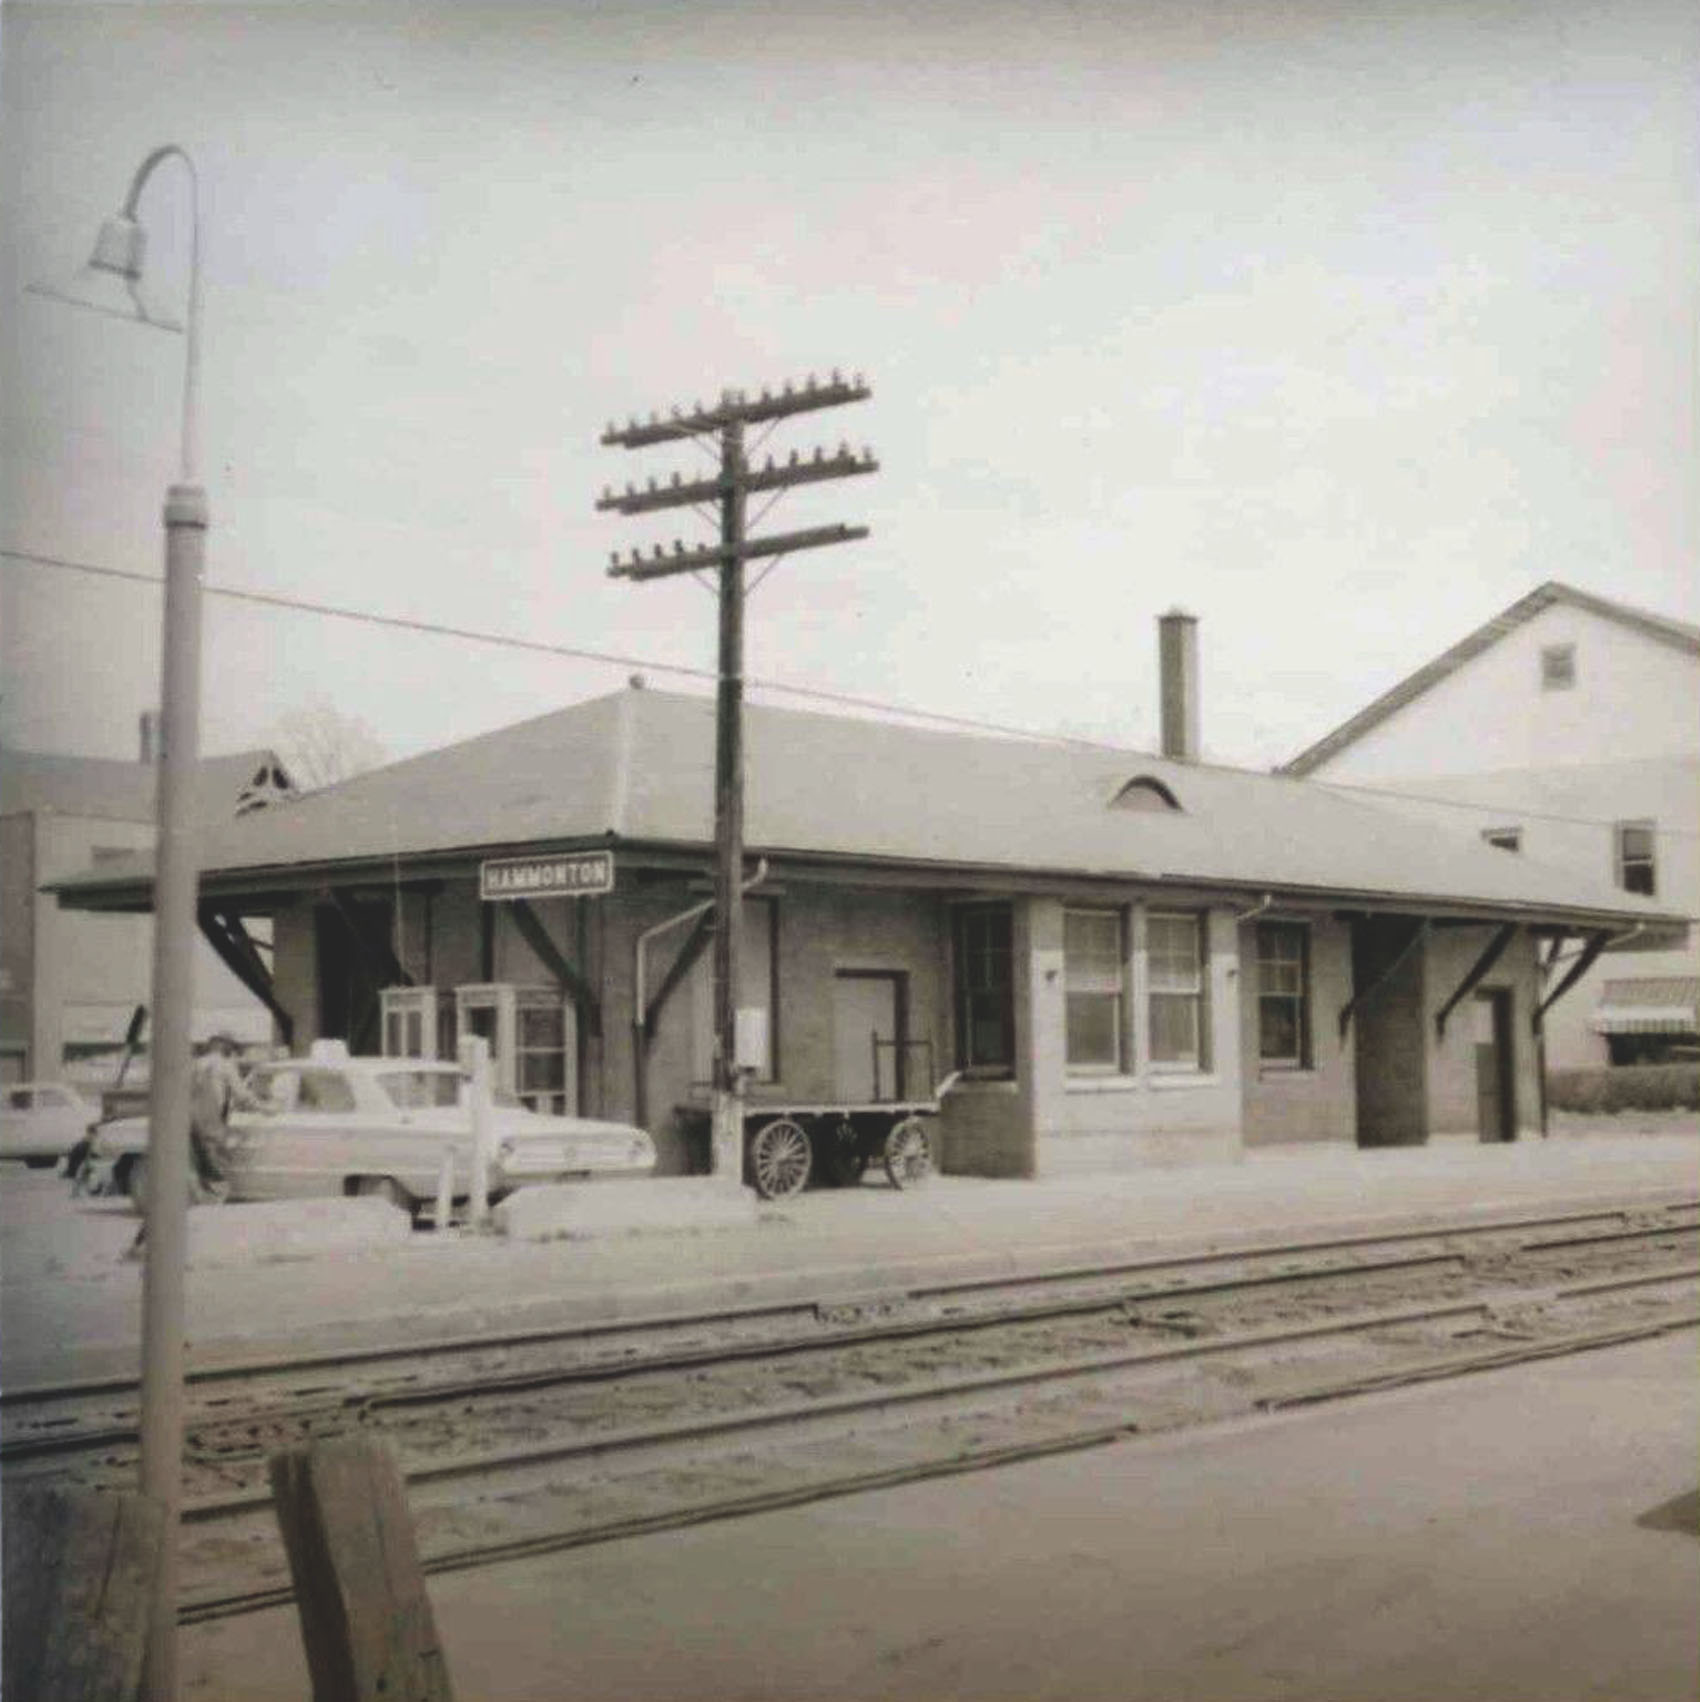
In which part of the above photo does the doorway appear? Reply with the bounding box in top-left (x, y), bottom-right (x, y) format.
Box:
top-left (1473, 988), bottom-right (1515, 1142)
top-left (315, 900), bottom-right (393, 1052)
top-left (833, 971), bottom-right (907, 1102)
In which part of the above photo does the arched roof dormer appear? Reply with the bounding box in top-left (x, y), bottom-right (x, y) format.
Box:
top-left (1109, 774), bottom-right (1183, 812)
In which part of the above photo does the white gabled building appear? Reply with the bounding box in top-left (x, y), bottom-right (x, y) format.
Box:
top-left (1281, 582), bottom-right (1700, 1068)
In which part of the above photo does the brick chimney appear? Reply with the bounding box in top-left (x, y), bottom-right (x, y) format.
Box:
top-left (1158, 609), bottom-right (1199, 763)
top-left (138, 710), bottom-right (162, 764)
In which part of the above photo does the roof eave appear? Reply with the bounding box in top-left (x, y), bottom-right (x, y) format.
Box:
top-left (50, 830), bottom-right (1686, 938)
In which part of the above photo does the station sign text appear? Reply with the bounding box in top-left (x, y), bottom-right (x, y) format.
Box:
top-left (479, 851), bottom-right (615, 902)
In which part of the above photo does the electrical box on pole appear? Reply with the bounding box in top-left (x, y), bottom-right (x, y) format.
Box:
top-left (598, 372), bottom-right (876, 1184)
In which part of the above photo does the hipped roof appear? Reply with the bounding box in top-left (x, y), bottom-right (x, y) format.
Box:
top-left (52, 688), bottom-right (1684, 928)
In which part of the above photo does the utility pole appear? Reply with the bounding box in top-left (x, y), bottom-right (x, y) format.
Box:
top-left (600, 374), bottom-right (876, 1184)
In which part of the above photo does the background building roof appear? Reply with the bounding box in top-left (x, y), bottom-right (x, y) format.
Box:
top-left (52, 688), bottom-right (1684, 929)
top-left (1, 747), bottom-right (292, 825)
top-left (1279, 582), bottom-right (1700, 778)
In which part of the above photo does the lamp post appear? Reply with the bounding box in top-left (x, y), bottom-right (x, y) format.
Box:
top-left (31, 144), bottom-right (206, 1702)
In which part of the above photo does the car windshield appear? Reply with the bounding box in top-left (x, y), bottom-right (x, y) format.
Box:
top-left (375, 1069), bottom-right (464, 1111)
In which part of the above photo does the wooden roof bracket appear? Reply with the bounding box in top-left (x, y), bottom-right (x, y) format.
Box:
top-left (1434, 922), bottom-right (1518, 1039)
top-left (197, 903), bottom-right (295, 1047)
top-left (507, 897), bottom-right (602, 1039)
top-left (1533, 928), bottom-right (1614, 1034)
top-left (1338, 916), bottom-right (1430, 1042)
top-left (643, 912), bottom-right (712, 1043)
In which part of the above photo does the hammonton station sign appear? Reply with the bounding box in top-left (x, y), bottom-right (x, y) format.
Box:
top-left (479, 850), bottom-right (615, 902)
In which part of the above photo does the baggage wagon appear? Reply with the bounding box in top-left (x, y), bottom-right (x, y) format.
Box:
top-left (678, 1069), bottom-right (959, 1201)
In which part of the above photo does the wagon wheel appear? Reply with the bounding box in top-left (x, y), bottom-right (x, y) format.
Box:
top-left (822, 1119), bottom-right (869, 1188)
top-left (749, 1117), bottom-right (813, 1200)
top-left (882, 1116), bottom-right (933, 1190)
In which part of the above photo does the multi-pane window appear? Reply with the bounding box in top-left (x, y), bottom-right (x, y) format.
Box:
top-left (517, 1001), bottom-right (569, 1110)
top-left (955, 905), bottom-right (1015, 1074)
top-left (1482, 827), bottom-right (1522, 853)
top-left (1540, 644), bottom-right (1575, 690)
top-left (1147, 911), bottom-right (1208, 1069)
top-left (1065, 909), bottom-right (1124, 1070)
top-left (1615, 821), bottom-right (1656, 897)
top-left (1256, 923), bottom-right (1310, 1067)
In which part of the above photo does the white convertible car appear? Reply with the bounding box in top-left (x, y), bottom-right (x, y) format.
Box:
top-left (88, 1042), bottom-right (655, 1216)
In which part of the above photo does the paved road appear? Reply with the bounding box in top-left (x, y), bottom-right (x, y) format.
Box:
top-left (180, 1330), bottom-right (1699, 1702)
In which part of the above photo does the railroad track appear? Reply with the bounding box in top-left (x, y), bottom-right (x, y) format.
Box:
top-left (4, 1197), bottom-right (1696, 1624)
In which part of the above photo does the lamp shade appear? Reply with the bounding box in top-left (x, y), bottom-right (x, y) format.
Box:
top-left (27, 213), bottom-right (183, 333)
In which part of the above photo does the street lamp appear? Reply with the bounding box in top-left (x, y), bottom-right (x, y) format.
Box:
top-left (31, 144), bottom-right (207, 1702)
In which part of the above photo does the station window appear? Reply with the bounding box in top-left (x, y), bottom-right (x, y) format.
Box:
top-left (1615, 821), bottom-right (1656, 897)
top-left (954, 904), bottom-right (1014, 1076)
top-left (1147, 911), bottom-right (1209, 1070)
top-left (516, 1000), bottom-right (568, 1106)
top-left (1540, 644), bottom-right (1576, 690)
top-left (1064, 908), bottom-right (1125, 1071)
top-left (1256, 923), bottom-right (1310, 1068)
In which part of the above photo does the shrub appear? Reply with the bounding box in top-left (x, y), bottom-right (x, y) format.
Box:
top-left (1546, 1063), bottom-right (1700, 1115)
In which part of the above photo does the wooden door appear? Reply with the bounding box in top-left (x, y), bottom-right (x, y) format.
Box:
top-left (833, 973), bottom-right (904, 1102)
top-left (1473, 989), bottom-right (1515, 1142)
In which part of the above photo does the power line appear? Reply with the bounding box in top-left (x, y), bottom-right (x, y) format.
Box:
top-left (3, 545), bottom-right (713, 682)
top-left (1, 543), bottom-right (1075, 745)
top-left (7, 541), bottom-right (1697, 841)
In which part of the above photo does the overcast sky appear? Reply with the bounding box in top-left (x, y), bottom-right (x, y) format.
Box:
top-left (2, 0), bottom-right (1695, 774)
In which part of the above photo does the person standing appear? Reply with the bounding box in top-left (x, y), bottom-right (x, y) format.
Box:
top-left (127, 1033), bottom-right (262, 1254)
top-left (189, 1032), bottom-right (263, 1199)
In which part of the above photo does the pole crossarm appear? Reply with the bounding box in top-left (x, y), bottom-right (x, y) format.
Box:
top-left (601, 374), bottom-right (870, 447)
top-left (608, 522), bottom-right (869, 582)
top-left (597, 447), bottom-right (878, 515)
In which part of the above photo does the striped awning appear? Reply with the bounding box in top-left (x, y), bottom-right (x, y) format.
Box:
top-left (1590, 976), bottom-right (1700, 1036)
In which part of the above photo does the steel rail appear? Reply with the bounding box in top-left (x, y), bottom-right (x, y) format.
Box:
top-left (141, 1258), bottom-right (1698, 1519)
top-left (6, 1194), bottom-right (1693, 1415)
top-left (7, 1213), bottom-right (1695, 1469)
top-left (170, 1275), bottom-right (1700, 1627)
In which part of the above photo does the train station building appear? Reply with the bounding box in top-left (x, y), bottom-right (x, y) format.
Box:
top-left (52, 656), bottom-right (1685, 1179)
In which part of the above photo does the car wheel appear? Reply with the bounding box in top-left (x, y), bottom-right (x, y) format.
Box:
top-left (24, 1156), bottom-right (58, 1170)
top-left (354, 1175), bottom-right (417, 1217)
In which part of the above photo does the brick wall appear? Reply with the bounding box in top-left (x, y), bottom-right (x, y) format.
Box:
top-left (1240, 913), bottom-right (1357, 1146)
top-left (1352, 917), bottom-right (1428, 1146)
top-left (1034, 900), bottom-right (1243, 1172)
top-left (1424, 925), bottom-right (1543, 1141)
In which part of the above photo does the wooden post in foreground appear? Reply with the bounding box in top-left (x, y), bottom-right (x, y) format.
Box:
top-left (2, 1485), bottom-right (164, 1702)
top-left (269, 1437), bottom-right (454, 1702)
